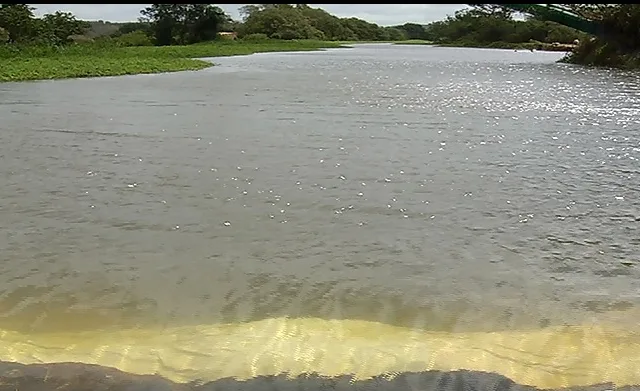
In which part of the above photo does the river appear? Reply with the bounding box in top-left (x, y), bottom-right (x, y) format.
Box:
top-left (1, 44), bottom-right (640, 388)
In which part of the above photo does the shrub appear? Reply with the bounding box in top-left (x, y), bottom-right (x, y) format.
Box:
top-left (116, 30), bottom-right (153, 47)
top-left (242, 33), bottom-right (269, 42)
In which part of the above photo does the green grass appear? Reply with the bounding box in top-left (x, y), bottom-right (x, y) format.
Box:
top-left (336, 39), bottom-right (433, 46)
top-left (0, 57), bottom-right (212, 82)
top-left (392, 39), bottom-right (433, 45)
top-left (435, 40), bottom-right (577, 52)
top-left (436, 41), bottom-right (536, 50)
top-left (0, 39), bottom-right (344, 82)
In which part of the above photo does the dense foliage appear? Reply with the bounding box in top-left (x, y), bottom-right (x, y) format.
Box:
top-left (235, 4), bottom-right (405, 41)
top-left (4, 2), bottom-right (638, 70)
top-left (0, 4), bottom-right (88, 45)
top-left (0, 3), bottom-right (589, 50)
top-left (393, 6), bottom-right (586, 47)
top-left (139, 4), bottom-right (230, 45)
top-left (561, 5), bottom-right (640, 68)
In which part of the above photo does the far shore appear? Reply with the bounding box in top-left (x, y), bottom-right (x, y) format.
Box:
top-left (339, 39), bottom-right (577, 53)
top-left (0, 40), bottom-right (344, 83)
top-left (0, 38), bottom-right (581, 83)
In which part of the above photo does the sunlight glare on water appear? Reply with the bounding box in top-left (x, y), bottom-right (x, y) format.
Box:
top-left (1, 44), bottom-right (640, 388)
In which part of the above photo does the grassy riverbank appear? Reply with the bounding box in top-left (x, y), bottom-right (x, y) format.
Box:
top-left (337, 39), bottom-right (432, 46)
top-left (393, 39), bottom-right (433, 45)
top-left (437, 40), bottom-right (576, 52)
top-left (0, 40), bottom-right (344, 82)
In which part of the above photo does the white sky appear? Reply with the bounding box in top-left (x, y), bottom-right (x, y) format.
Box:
top-left (30, 4), bottom-right (469, 26)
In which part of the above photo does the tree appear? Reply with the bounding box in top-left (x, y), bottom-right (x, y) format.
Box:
top-left (237, 4), bottom-right (397, 42)
top-left (394, 23), bottom-right (429, 40)
top-left (139, 4), bottom-right (179, 45)
top-left (0, 4), bottom-right (37, 43)
top-left (140, 4), bottom-right (229, 45)
top-left (296, 5), bottom-right (354, 40)
top-left (340, 17), bottom-right (382, 41)
top-left (560, 4), bottom-right (618, 21)
top-left (113, 22), bottom-right (152, 37)
top-left (598, 5), bottom-right (640, 49)
top-left (240, 4), bottom-right (323, 40)
top-left (467, 4), bottom-right (514, 19)
top-left (239, 5), bottom-right (262, 21)
top-left (419, 6), bottom-right (585, 46)
top-left (220, 18), bottom-right (239, 32)
top-left (385, 27), bottom-right (407, 41)
top-left (184, 4), bottom-right (230, 43)
top-left (39, 11), bottom-right (89, 45)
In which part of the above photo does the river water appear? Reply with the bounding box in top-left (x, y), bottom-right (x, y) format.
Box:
top-left (1, 44), bottom-right (640, 388)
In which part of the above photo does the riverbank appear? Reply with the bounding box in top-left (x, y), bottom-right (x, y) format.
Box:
top-left (392, 39), bottom-right (433, 45)
top-left (561, 38), bottom-right (640, 69)
top-left (0, 40), bottom-right (344, 82)
top-left (335, 39), bottom-right (432, 46)
top-left (437, 40), bottom-right (577, 52)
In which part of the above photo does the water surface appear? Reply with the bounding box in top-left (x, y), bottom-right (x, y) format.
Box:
top-left (1, 44), bottom-right (640, 388)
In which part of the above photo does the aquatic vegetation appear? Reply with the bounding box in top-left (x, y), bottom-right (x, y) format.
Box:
top-left (0, 40), bottom-right (344, 82)
top-left (0, 56), bottom-right (211, 82)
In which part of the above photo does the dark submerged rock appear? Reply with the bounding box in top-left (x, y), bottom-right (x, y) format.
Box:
top-left (0, 360), bottom-right (638, 391)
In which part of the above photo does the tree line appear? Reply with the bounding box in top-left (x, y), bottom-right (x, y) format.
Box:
top-left (395, 5), bottom-right (586, 46)
top-left (112, 4), bottom-right (409, 45)
top-left (560, 4), bottom-right (640, 68)
top-left (0, 3), bottom-right (591, 49)
top-left (235, 4), bottom-right (406, 41)
top-left (0, 4), bottom-right (88, 45)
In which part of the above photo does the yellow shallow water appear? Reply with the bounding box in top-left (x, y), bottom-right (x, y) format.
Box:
top-left (1, 316), bottom-right (639, 388)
